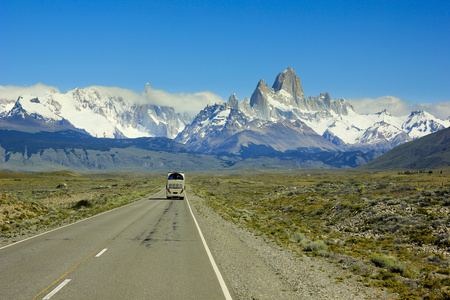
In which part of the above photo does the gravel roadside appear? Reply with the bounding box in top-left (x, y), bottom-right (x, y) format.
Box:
top-left (188, 190), bottom-right (397, 300)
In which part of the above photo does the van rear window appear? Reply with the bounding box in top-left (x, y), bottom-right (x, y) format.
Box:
top-left (168, 174), bottom-right (184, 180)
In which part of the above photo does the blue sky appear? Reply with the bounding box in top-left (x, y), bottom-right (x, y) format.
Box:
top-left (1, 0), bottom-right (449, 115)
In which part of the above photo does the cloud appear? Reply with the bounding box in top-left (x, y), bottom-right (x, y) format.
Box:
top-left (347, 96), bottom-right (450, 120)
top-left (0, 83), bottom-right (224, 117)
top-left (410, 102), bottom-right (450, 120)
top-left (0, 83), bottom-right (60, 100)
top-left (142, 84), bottom-right (223, 116)
top-left (347, 96), bottom-right (410, 116)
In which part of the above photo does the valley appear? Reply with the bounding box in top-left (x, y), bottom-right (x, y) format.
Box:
top-left (2, 1), bottom-right (448, 299)
top-left (1, 68), bottom-right (448, 173)
top-left (1, 169), bottom-right (449, 299)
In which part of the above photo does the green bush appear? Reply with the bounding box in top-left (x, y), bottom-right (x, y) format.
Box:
top-left (289, 232), bottom-right (305, 243)
top-left (303, 240), bottom-right (327, 252)
top-left (370, 253), bottom-right (395, 267)
top-left (369, 253), bottom-right (409, 276)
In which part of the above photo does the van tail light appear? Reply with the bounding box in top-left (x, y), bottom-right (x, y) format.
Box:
top-left (167, 189), bottom-right (171, 193)
top-left (181, 189), bottom-right (184, 194)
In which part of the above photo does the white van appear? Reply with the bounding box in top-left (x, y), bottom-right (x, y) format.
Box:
top-left (166, 172), bottom-right (185, 199)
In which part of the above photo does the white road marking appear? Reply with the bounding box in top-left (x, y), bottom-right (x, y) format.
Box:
top-left (0, 200), bottom-right (143, 251)
top-left (95, 248), bottom-right (108, 257)
top-left (43, 279), bottom-right (71, 299)
top-left (186, 196), bottom-right (233, 300)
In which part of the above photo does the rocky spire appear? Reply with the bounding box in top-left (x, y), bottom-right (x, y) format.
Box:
top-left (227, 93), bottom-right (239, 109)
top-left (250, 79), bottom-right (270, 118)
top-left (272, 67), bottom-right (305, 103)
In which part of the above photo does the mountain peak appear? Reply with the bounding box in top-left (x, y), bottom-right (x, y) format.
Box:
top-left (376, 109), bottom-right (391, 116)
top-left (408, 110), bottom-right (429, 117)
top-left (7, 98), bottom-right (26, 118)
top-left (283, 66), bottom-right (295, 74)
top-left (272, 67), bottom-right (305, 101)
top-left (227, 94), bottom-right (239, 109)
top-left (257, 79), bottom-right (267, 89)
top-left (319, 92), bottom-right (332, 105)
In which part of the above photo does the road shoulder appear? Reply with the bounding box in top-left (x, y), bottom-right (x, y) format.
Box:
top-left (188, 190), bottom-right (396, 300)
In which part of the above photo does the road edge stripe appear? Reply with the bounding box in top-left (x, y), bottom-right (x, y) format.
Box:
top-left (0, 197), bottom-right (143, 251)
top-left (186, 196), bottom-right (233, 300)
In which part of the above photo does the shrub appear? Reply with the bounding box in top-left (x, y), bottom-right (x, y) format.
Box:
top-left (370, 253), bottom-right (409, 276)
top-left (303, 240), bottom-right (327, 252)
top-left (72, 200), bottom-right (92, 209)
top-left (434, 233), bottom-right (450, 248)
top-left (370, 253), bottom-right (396, 267)
top-left (317, 249), bottom-right (333, 257)
top-left (289, 232), bottom-right (305, 243)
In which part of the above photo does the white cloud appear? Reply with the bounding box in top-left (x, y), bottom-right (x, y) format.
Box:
top-left (348, 96), bottom-right (450, 120)
top-left (0, 83), bottom-right (60, 100)
top-left (410, 102), bottom-right (450, 120)
top-left (142, 84), bottom-right (223, 116)
top-left (0, 83), bottom-right (224, 117)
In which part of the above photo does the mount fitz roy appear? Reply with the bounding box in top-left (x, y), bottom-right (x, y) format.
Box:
top-left (0, 67), bottom-right (449, 169)
top-left (176, 67), bottom-right (449, 155)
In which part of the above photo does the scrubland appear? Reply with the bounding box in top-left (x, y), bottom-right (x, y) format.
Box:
top-left (190, 169), bottom-right (450, 300)
top-left (0, 171), bottom-right (164, 245)
top-left (1, 168), bottom-right (449, 299)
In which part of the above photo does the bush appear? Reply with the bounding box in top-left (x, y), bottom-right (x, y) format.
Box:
top-left (434, 233), bottom-right (450, 248)
top-left (370, 253), bottom-right (409, 276)
top-left (370, 253), bottom-right (392, 268)
top-left (289, 232), bottom-right (305, 243)
top-left (317, 249), bottom-right (333, 257)
top-left (72, 200), bottom-right (92, 209)
top-left (303, 240), bottom-right (327, 252)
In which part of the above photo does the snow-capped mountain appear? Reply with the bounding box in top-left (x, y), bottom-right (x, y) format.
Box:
top-left (1, 68), bottom-right (448, 159)
top-left (402, 111), bottom-right (446, 139)
top-left (176, 102), bottom-right (340, 155)
top-left (176, 67), bottom-right (449, 155)
top-left (0, 85), bottom-right (191, 139)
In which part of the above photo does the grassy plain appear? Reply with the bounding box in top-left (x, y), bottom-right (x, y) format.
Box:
top-left (0, 170), bottom-right (165, 245)
top-left (190, 168), bottom-right (450, 300)
top-left (1, 168), bottom-right (449, 299)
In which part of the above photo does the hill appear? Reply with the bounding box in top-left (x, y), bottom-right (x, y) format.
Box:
top-left (0, 130), bottom-right (224, 172)
top-left (359, 126), bottom-right (450, 170)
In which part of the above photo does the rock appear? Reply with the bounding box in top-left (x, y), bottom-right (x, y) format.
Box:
top-left (272, 66), bottom-right (306, 104)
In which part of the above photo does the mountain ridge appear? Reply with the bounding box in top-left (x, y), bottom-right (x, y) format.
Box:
top-left (0, 86), bottom-right (192, 139)
top-left (1, 67), bottom-right (449, 171)
top-left (359, 126), bottom-right (450, 170)
top-left (0, 129), bottom-right (382, 171)
top-left (175, 67), bottom-right (449, 156)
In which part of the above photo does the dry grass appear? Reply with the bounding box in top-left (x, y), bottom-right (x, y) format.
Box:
top-left (2, 168), bottom-right (449, 298)
top-left (190, 169), bottom-right (450, 300)
top-left (0, 171), bottom-right (164, 245)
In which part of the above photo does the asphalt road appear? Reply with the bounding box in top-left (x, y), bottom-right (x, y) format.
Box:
top-left (0, 189), bottom-right (231, 300)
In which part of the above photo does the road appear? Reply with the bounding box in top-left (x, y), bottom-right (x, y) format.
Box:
top-left (0, 189), bottom-right (232, 300)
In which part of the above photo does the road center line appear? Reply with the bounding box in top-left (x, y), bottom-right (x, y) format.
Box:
top-left (42, 279), bottom-right (71, 299)
top-left (32, 231), bottom-right (124, 300)
top-left (186, 196), bottom-right (233, 300)
top-left (95, 248), bottom-right (108, 257)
